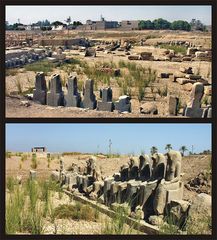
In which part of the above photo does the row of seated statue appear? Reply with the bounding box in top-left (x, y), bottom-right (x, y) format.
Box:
top-left (60, 150), bottom-right (183, 220)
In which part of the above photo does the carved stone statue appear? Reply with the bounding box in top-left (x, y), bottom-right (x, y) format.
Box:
top-left (153, 150), bottom-right (183, 215)
top-left (139, 155), bottom-right (151, 181)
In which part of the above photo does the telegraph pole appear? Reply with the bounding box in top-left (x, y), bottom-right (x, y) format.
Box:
top-left (109, 139), bottom-right (112, 157)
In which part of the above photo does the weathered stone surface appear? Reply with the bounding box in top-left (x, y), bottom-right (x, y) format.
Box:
top-left (65, 75), bottom-right (81, 107)
top-left (47, 74), bottom-right (64, 106)
top-left (165, 200), bottom-right (190, 227)
top-left (140, 52), bottom-right (153, 60)
top-left (185, 74), bottom-right (201, 80)
top-left (176, 78), bottom-right (196, 85)
top-left (185, 82), bottom-right (204, 118)
top-left (168, 95), bottom-right (179, 116)
top-left (128, 55), bottom-right (140, 60)
top-left (148, 215), bottom-right (164, 226)
top-left (97, 87), bottom-right (114, 112)
top-left (84, 48), bottom-right (96, 57)
top-left (139, 155), bottom-right (151, 181)
top-left (33, 72), bottom-right (47, 105)
top-left (140, 102), bottom-right (158, 114)
top-left (188, 193), bottom-right (211, 224)
top-left (114, 95), bottom-right (131, 113)
top-left (82, 79), bottom-right (97, 109)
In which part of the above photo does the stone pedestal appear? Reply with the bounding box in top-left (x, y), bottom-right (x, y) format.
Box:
top-left (33, 72), bottom-right (47, 105)
top-left (65, 75), bottom-right (81, 107)
top-left (97, 88), bottom-right (114, 112)
top-left (47, 74), bottom-right (64, 106)
top-left (82, 79), bottom-right (97, 109)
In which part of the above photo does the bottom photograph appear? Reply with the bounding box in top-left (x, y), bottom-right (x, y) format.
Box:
top-left (5, 123), bottom-right (212, 235)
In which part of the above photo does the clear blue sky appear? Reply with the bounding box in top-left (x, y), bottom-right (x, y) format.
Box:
top-left (6, 124), bottom-right (211, 154)
top-left (6, 5), bottom-right (211, 25)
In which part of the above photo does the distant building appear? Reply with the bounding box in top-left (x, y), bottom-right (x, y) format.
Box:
top-left (120, 20), bottom-right (139, 30)
top-left (77, 18), bottom-right (119, 30)
top-left (31, 147), bottom-right (47, 153)
top-left (25, 25), bottom-right (32, 31)
top-left (51, 25), bottom-right (65, 31)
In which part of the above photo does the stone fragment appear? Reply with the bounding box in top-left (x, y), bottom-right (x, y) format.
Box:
top-left (33, 72), bottom-right (47, 105)
top-left (82, 79), bottom-right (97, 109)
top-left (97, 87), bottom-right (114, 112)
top-left (114, 95), bottom-right (131, 113)
top-left (65, 75), bottom-right (81, 107)
top-left (47, 74), bottom-right (64, 106)
top-left (168, 95), bottom-right (179, 116)
top-left (140, 102), bottom-right (158, 114)
top-left (184, 82), bottom-right (204, 118)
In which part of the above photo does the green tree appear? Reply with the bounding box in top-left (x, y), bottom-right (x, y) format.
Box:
top-left (165, 144), bottom-right (172, 152)
top-left (179, 146), bottom-right (188, 156)
top-left (150, 146), bottom-right (158, 155)
top-left (171, 20), bottom-right (191, 31)
top-left (153, 18), bottom-right (171, 30)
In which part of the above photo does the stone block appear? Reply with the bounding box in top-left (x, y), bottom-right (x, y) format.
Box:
top-left (47, 74), bottom-right (64, 106)
top-left (65, 75), bottom-right (81, 107)
top-left (168, 95), bottom-right (179, 116)
top-left (33, 72), bottom-right (47, 105)
top-left (82, 79), bottom-right (97, 109)
top-left (114, 95), bottom-right (131, 113)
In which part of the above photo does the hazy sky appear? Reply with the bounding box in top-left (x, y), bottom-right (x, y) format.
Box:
top-left (6, 124), bottom-right (211, 154)
top-left (6, 5), bottom-right (212, 25)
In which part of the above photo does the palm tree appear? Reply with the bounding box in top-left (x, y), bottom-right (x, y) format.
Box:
top-left (65, 16), bottom-right (71, 38)
top-left (179, 146), bottom-right (188, 156)
top-left (165, 144), bottom-right (172, 152)
top-left (150, 146), bottom-right (158, 155)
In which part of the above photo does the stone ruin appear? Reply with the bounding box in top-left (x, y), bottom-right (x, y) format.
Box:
top-left (82, 79), bottom-right (97, 109)
top-left (184, 82), bottom-right (212, 118)
top-left (98, 87), bottom-right (114, 112)
top-left (32, 72), bottom-right (131, 113)
top-left (52, 150), bottom-right (190, 227)
top-left (47, 74), bottom-right (64, 106)
top-left (33, 72), bottom-right (47, 105)
top-left (65, 75), bottom-right (81, 107)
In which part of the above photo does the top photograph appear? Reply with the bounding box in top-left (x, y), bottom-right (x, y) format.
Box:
top-left (5, 5), bottom-right (212, 118)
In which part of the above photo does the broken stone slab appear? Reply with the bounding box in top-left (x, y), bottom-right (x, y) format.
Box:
top-left (33, 72), bottom-right (47, 105)
top-left (176, 78), bottom-right (196, 85)
top-left (140, 52), bottom-right (153, 60)
top-left (185, 74), bottom-right (201, 80)
top-left (188, 193), bottom-right (211, 220)
top-left (82, 79), bottom-right (97, 109)
top-left (182, 57), bottom-right (192, 61)
top-left (84, 48), bottom-right (96, 57)
top-left (158, 73), bottom-right (171, 78)
top-left (140, 102), bottom-right (158, 114)
top-left (171, 57), bottom-right (182, 62)
top-left (47, 74), bottom-right (64, 106)
top-left (114, 95), bottom-right (131, 113)
top-left (148, 215), bottom-right (164, 226)
top-left (20, 100), bottom-right (30, 107)
top-left (173, 74), bottom-right (185, 82)
top-left (128, 55), bottom-right (141, 60)
top-left (165, 200), bottom-right (190, 228)
top-left (64, 75), bottom-right (81, 107)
